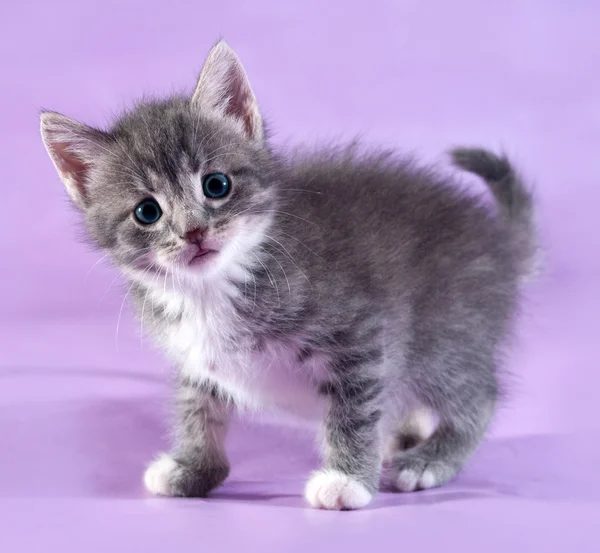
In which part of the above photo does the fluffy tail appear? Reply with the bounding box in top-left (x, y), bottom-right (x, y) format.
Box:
top-left (450, 147), bottom-right (540, 281)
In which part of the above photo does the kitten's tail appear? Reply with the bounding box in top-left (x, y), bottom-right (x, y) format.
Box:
top-left (450, 147), bottom-right (541, 282)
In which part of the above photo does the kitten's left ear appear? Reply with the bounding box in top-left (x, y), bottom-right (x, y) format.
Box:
top-left (40, 111), bottom-right (111, 210)
top-left (191, 40), bottom-right (264, 142)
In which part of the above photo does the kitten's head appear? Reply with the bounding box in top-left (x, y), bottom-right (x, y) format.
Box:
top-left (41, 41), bottom-right (277, 284)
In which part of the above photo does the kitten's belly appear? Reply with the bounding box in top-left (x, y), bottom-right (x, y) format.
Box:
top-left (164, 318), bottom-right (328, 420)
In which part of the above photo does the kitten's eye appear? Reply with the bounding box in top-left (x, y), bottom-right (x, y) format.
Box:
top-left (134, 199), bottom-right (162, 225)
top-left (202, 173), bottom-right (231, 199)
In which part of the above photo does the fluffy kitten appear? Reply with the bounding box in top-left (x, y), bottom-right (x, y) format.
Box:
top-left (40, 40), bottom-right (537, 510)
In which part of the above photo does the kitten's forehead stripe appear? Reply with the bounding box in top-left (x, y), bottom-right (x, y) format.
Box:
top-left (230, 167), bottom-right (257, 178)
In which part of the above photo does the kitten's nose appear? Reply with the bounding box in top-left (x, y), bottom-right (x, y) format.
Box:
top-left (184, 227), bottom-right (206, 246)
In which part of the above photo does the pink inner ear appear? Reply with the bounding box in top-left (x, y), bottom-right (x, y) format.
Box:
top-left (56, 142), bottom-right (88, 176)
top-left (223, 65), bottom-right (259, 139)
top-left (216, 64), bottom-right (257, 137)
top-left (47, 132), bottom-right (90, 199)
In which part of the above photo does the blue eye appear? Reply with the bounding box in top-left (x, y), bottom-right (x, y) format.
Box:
top-left (134, 199), bottom-right (162, 225)
top-left (202, 173), bottom-right (231, 199)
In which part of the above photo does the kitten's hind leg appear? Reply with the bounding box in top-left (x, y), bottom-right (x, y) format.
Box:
top-left (382, 406), bottom-right (437, 463)
top-left (386, 398), bottom-right (494, 492)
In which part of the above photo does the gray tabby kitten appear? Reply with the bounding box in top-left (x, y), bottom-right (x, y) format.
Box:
top-left (40, 41), bottom-right (537, 510)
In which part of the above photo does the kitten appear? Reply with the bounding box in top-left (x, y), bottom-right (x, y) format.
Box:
top-left (40, 40), bottom-right (537, 510)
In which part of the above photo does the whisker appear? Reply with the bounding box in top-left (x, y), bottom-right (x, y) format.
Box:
top-left (175, 265), bottom-right (185, 295)
top-left (199, 125), bottom-right (227, 152)
top-left (163, 263), bottom-right (169, 296)
top-left (253, 210), bottom-right (317, 227)
top-left (250, 270), bottom-right (257, 312)
top-left (253, 252), bottom-right (280, 307)
top-left (140, 262), bottom-right (163, 348)
top-left (277, 188), bottom-right (323, 195)
top-left (99, 273), bottom-right (122, 305)
top-left (74, 135), bottom-right (146, 184)
top-left (277, 231), bottom-right (324, 260)
top-left (116, 262), bottom-right (156, 351)
top-left (204, 142), bottom-right (241, 159)
top-left (115, 140), bottom-right (147, 182)
top-left (115, 283), bottom-right (136, 352)
top-left (261, 248), bottom-right (292, 296)
top-left (203, 151), bottom-right (245, 165)
top-left (84, 252), bottom-right (110, 282)
top-left (263, 234), bottom-right (312, 287)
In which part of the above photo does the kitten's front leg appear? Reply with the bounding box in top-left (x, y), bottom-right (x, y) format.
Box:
top-left (144, 379), bottom-right (231, 497)
top-left (305, 359), bottom-right (384, 510)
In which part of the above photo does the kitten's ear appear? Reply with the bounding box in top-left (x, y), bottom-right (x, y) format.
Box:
top-left (191, 40), bottom-right (264, 142)
top-left (40, 111), bottom-right (110, 210)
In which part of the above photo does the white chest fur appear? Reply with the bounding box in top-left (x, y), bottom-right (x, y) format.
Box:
top-left (151, 283), bottom-right (328, 421)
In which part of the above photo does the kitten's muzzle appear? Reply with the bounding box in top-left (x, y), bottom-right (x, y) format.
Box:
top-left (181, 227), bottom-right (221, 267)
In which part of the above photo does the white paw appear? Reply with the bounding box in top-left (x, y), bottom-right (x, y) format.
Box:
top-left (143, 453), bottom-right (178, 496)
top-left (396, 467), bottom-right (439, 492)
top-left (304, 469), bottom-right (373, 510)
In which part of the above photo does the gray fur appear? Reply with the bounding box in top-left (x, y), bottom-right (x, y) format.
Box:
top-left (40, 40), bottom-right (537, 506)
top-left (168, 378), bottom-right (231, 497)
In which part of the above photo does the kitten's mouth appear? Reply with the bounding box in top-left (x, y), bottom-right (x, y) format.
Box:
top-left (188, 248), bottom-right (218, 267)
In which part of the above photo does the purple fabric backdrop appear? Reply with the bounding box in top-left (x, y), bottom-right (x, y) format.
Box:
top-left (1, 0), bottom-right (599, 551)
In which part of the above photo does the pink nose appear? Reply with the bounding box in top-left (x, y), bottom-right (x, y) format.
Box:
top-left (184, 227), bottom-right (206, 245)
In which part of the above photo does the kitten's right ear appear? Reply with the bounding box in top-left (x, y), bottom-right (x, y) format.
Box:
top-left (40, 111), bottom-right (110, 210)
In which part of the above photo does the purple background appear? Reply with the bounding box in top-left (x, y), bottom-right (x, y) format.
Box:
top-left (2, 0), bottom-right (599, 551)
